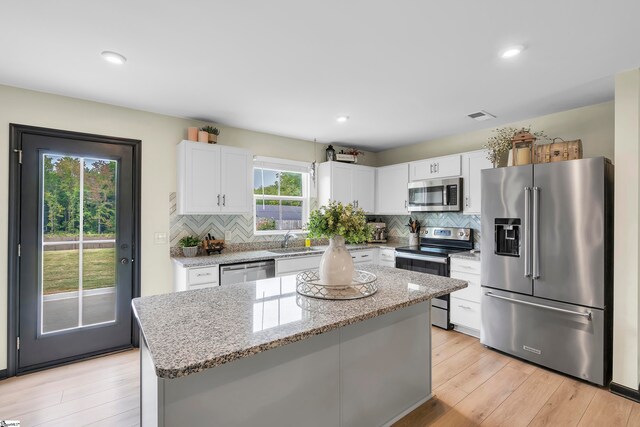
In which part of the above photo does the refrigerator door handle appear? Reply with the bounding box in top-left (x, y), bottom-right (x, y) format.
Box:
top-left (524, 187), bottom-right (532, 278)
top-left (532, 186), bottom-right (540, 279)
top-left (485, 292), bottom-right (592, 320)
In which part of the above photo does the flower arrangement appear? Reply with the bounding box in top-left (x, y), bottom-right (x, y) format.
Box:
top-left (484, 126), bottom-right (548, 165)
top-left (306, 201), bottom-right (371, 243)
top-left (345, 148), bottom-right (365, 158)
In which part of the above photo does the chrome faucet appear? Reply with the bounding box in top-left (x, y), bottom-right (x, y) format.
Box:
top-left (282, 230), bottom-right (297, 248)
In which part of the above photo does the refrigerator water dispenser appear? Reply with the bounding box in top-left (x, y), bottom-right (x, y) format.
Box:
top-left (494, 218), bottom-right (520, 257)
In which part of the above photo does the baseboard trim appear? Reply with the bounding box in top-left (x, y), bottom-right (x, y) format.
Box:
top-left (610, 382), bottom-right (640, 403)
top-left (0, 369), bottom-right (8, 380)
top-left (383, 393), bottom-right (433, 427)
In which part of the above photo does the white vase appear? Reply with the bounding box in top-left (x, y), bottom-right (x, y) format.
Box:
top-left (409, 232), bottom-right (419, 246)
top-left (319, 236), bottom-right (354, 287)
top-left (182, 246), bottom-right (198, 257)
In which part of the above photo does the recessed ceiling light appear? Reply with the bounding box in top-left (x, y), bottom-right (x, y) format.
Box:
top-left (336, 116), bottom-right (349, 123)
top-left (101, 51), bottom-right (127, 65)
top-left (500, 45), bottom-right (524, 59)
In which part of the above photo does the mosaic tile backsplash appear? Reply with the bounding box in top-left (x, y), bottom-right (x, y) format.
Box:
top-left (370, 213), bottom-right (482, 250)
top-left (170, 192), bottom-right (481, 252)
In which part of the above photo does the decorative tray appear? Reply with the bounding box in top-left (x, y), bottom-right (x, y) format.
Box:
top-left (296, 270), bottom-right (377, 300)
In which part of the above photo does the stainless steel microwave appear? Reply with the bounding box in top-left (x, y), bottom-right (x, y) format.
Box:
top-left (407, 177), bottom-right (462, 212)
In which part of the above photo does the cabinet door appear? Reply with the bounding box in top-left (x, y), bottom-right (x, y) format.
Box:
top-left (180, 142), bottom-right (221, 214)
top-left (375, 164), bottom-right (408, 214)
top-left (431, 155), bottom-right (461, 178)
top-left (331, 162), bottom-right (353, 205)
top-left (409, 159), bottom-right (431, 181)
top-left (462, 150), bottom-right (492, 215)
top-left (352, 166), bottom-right (375, 213)
top-left (220, 147), bottom-right (252, 213)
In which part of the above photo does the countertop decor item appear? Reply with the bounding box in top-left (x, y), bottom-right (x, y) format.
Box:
top-left (306, 201), bottom-right (371, 286)
top-left (197, 130), bottom-right (209, 143)
top-left (187, 127), bottom-right (198, 141)
top-left (535, 138), bottom-right (583, 163)
top-left (484, 126), bottom-right (547, 167)
top-left (345, 148), bottom-right (365, 164)
top-left (296, 269), bottom-right (377, 299)
top-left (179, 235), bottom-right (201, 257)
top-left (201, 126), bottom-right (220, 144)
top-left (511, 130), bottom-right (536, 166)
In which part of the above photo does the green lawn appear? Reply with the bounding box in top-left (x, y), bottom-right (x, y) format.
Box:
top-left (43, 248), bottom-right (115, 294)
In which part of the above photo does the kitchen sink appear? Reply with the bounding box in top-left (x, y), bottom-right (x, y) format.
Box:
top-left (267, 247), bottom-right (323, 254)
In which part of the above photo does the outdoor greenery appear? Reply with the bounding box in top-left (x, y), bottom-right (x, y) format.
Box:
top-left (256, 217), bottom-right (277, 230)
top-left (44, 155), bottom-right (116, 236)
top-left (254, 170), bottom-right (302, 196)
top-left (43, 248), bottom-right (115, 294)
top-left (306, 201), bottom-right (371, 243)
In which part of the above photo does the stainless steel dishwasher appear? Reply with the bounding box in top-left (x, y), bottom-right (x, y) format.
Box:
top-left (220, 260), bottom-right (276, 285)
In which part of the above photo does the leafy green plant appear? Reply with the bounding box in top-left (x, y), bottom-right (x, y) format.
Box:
top-left (256, 218), bottom-right (277, 231)
top-left (201, 126), bottom-right (220, 135)
top-left (178, 236), bottom-right (201, 247)
top-left (484, 126), bottom-right (548, 165)
top-left (305, 201), bottom-right (371, 244)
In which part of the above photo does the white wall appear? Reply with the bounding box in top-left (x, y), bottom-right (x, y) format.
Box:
top-left (613, 69), bottom-right (640, 390)
top-left (0, 84), bottom-right (376, 371)
top-left (375, 101), bottom-right (614, 166)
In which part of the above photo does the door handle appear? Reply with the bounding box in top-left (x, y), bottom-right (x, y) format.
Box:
top-left (217, 194), bottom-right (220, 206)
top-left (435, 163), bottom-right (439, 173)
top-left (485, 292), bottom-right (592, 320)
top-left (120, 258), bottom-right (129, 265)
top-left (532, 187), bottom-right (540, 279)
top-left (524, 187), bottom-right (531, 278)
top-left (404, 200), bottom-right (407, 208)
top-left (430, 164), bottom-right (433, 173)
top-left (223, 194), bottom-right (226, 207)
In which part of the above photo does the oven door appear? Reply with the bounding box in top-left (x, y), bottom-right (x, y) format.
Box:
top-left (395, 252), bottom-right (451, 329)
top-left (394, 252), bottom-right (448, 276)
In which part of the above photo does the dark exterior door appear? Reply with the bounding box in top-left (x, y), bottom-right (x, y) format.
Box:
top-left (13, 125), bottom-right (139, 373)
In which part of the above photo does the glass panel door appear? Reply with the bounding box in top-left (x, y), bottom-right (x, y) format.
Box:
top-left (41, 155), bottom-right (118, 334)
top-left (18, 129), bottom-right (135, 373)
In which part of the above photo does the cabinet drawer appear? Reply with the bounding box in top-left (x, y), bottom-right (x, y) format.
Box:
top-left (351, 249), bottom-right (376, 263)
top-left (379, 248), bottom-right (395, 260)
top-left (188, 266), bottom-right (219, 285)
top-left (450, 271), bottom-right (481, 303)
top-left (450, 297), bottom-right (481, 331)
top-left (450, 258), bottom-right (481, 275)
top-left (189, 282), bottom-right (219, 291)
top-left (276, 255), bottom-right (322, 275)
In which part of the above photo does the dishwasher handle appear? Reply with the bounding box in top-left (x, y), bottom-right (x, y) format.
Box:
top-left (221, 260), bottom-right (275, 272)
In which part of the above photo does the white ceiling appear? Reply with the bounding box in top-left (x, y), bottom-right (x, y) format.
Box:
top-left (1, 1), bottom-right (639, 151)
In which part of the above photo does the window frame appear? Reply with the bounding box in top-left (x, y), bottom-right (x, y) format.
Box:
top-left (253, 163), bottom-right (309, 236)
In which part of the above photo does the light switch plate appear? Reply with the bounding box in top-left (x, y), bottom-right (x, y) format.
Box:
top-left (154, 232), bottom-right (168, 245)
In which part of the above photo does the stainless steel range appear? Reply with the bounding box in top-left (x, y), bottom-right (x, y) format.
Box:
top-left (395, 227), bottom-right (474, 329)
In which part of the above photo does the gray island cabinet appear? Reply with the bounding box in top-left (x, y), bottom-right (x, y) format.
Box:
top-left (133, 264), bottom-right (466, 427)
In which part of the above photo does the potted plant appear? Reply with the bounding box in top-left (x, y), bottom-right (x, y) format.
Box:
top-left (484, 126), bottom-right (547, 167)
top-left (201, 126), bottom-right (220, 144)
top-left (178, 236), bottom-right (201, 257)
top-left (306, 201), bottom-right (371, 286)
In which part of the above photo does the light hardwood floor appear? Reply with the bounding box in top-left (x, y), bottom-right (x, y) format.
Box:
top-left (1, 328), bottom-right (638, 426)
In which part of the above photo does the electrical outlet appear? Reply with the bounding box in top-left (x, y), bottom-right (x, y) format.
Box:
top-left (154, 232), bottom-right (168, 245)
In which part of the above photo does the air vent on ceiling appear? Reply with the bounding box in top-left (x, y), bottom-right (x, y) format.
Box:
top-left (467, 110), bottom-right (496, 121)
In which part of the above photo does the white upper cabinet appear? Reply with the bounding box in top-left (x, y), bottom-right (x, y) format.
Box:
top-left (375, 163), bottom-right (409, 215)
top-left (409, 154), bottom-right (461, 181)
top-left (318, 161), bottom-right (375, 213)
top-left (176, 140), bottom-right (252, 215)
top-left (461, 150), bottom-right (492, 215)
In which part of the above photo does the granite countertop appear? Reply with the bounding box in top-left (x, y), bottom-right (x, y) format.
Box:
top-left (132, 263), bottom-right (467, 379)
top-left (172, 242), bottom-right (406, 268)
top-left (450, 251), bottom-right (482, 261)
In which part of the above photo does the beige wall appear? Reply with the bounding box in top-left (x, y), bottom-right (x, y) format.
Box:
top-left (613, 69), bottom-right (640, 389)
top-left (376, 101), bottom-right (614, 166)
top-left (0, 84), bottom-right (376, 371)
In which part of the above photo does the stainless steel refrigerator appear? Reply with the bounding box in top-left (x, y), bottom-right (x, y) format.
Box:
top-left (480, 157), bottom-right (613, 386)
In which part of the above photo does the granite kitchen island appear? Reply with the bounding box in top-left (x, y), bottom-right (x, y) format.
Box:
top-left (133, 264), bottom-right (467, 427)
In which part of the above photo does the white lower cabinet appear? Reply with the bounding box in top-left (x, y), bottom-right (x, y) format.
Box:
top-left (173, 262), bottom-right (220, 292)
top-left (378, 248), bottom-right (396, 268)
top-left (276, 255), bottom-right (323, 276)
top-left (449, 257), bottom-right (481, 337)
